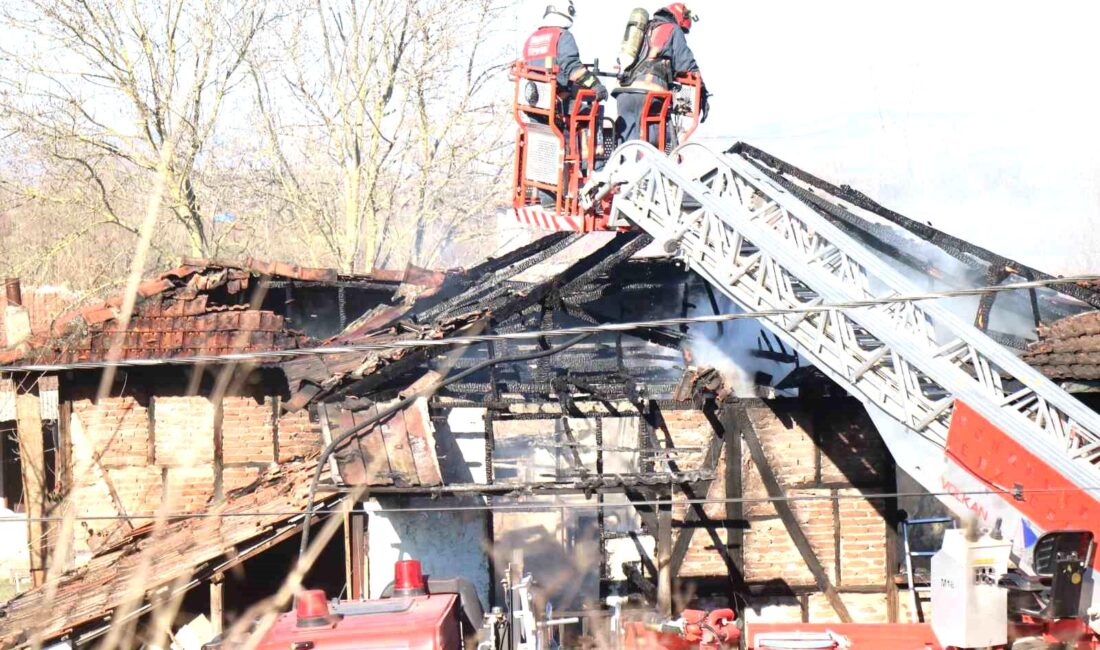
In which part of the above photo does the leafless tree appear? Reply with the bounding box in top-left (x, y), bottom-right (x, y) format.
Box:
top-left (251, 0), bottom-right (511, 273)
top-left (0, 0), bottom-right (275, 264)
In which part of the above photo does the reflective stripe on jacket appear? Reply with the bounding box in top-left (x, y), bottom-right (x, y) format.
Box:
top-left (524, 26), bottom-right (562, 71)
top-left (524, 27), bottom-right (585, 88)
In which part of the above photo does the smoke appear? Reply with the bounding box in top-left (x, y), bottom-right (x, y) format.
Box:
top-left (856, 218), bottom-right (1090, 344)
top-left (685, 290), bottom-right (799, 398)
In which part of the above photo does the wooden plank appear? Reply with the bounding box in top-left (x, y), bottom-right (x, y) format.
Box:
top-left (657, 494), bottom-right (673, 616)
top-left (377, 410), bottom-right (418, 487)
top-left (16, 390), bottom-right (46, 586)
top-left (742, 407), bottom-right (853, 623)
top-left (335, 407), bottom-right (392, 486)
top-left (356, 407), bottom-right (394, 486)
top-left (210, 573), bottom-right (224, 636)
top-left (404, 399), bottom-right (442, 486)
top-left (318, 406), bottom-right (344, 482)
top-left (344, 510), bottom-right (367, 599)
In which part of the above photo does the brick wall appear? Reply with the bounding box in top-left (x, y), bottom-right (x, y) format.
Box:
top-left (222, 396), bottom-right (275, 464)
top-left (63, 383), bottom-right (318, 561)
top-left (660, 400), bottom-right (894, 623)
top-left (72, 396), bottom-right (151, 467)
top-left (154, 396), bottom-right (215, 466)
top-left (276, 408), bottom-right (321, 462)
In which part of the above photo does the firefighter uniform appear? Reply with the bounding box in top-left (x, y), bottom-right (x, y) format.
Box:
top-left (616, 4), bottom-right (703, 146)
top-left (522, 2), bottom-right (607, 108)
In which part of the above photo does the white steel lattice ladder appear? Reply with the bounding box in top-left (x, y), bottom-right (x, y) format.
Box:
top-left (586, 142), bottom-right (1100, 605)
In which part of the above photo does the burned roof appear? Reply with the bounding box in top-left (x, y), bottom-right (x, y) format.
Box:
top-left (0, 258), bottom-right (450, 367)
top-left (735, 143), bottom-right (1096, 349)
top-left (1024, 311), bottom-right (1100, 380)
top-left (0, 259), bottom-right (318, 365)
top-left (0, 459), bottom-right (339, 648)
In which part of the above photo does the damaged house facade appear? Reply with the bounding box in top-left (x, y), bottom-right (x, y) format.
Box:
top-left (0, 146), bottom-right (1097, 647)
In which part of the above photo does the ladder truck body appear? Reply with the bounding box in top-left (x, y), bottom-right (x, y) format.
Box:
top-left (507, 45), bottom-right (1100, 643)
top-left (583, 140), bottom-right (1100, 584)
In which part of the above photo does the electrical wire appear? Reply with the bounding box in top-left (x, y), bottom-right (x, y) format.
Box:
top-left (296, 333), bottom-right (594, 560)
top-left (1, 274), bottom-right (1097, 374)
top-left (6, 485), bottom-right (1100, 523)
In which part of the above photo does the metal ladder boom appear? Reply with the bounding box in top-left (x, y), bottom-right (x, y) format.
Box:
top-left (595, 141), bottom-right (1100, 522)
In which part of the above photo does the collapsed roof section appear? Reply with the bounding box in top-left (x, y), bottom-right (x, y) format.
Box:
top-left (0, 459), bottom-right (340, 648)
top-left (0, 258), bottom-right (446, 366)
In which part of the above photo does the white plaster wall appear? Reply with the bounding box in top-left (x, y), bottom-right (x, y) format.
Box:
top-left (0, 507), bottom-right (29, 583)
top-left (364, 407), bottom-right (492, 606)
top-left (445, 408), bottom-right (488, 484)
top-left (366, 503), bottom-right (491, 608)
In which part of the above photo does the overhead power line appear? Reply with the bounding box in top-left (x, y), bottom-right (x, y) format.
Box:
top-left (0, 274), bottom-right (1095, 373)
top-left (5, 485), bottom-right (1100, 523)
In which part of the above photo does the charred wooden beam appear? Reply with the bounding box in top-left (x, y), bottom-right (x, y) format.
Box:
top-left (553, 233), bottom-right (655, 298)
top-left (558, 301), bottom-right (684, 351)
top-left (413, 233), bottom-right (580, 321)
top-left (657, 492), bottom-right (673, 616)
top-left (724, 404), bottom-right (746, 613)
top-left (665, 403), bottom-right (749, 608)
top-left (740, 404), bottom-right (853, 622)
top-left (319, 472), bottom-right (715, 497)
top-left (667, 431), bottom-right (723, 576)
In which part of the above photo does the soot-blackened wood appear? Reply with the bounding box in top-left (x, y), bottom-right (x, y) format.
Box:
top-left (722, 403), bottom-right (746, 613)
top-left (741, 406), bottom-right (853, 623)
top-left (666, 431), bottom-right (723, 577)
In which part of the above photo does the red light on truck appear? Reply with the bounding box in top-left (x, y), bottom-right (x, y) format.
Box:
top-left (393, 560), bottom-right (427, 596)
top-left (295, 590), bottom-right (332, 628)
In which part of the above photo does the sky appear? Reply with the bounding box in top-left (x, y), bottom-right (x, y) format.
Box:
top-left (508, 1), bottom-right (1100, 274)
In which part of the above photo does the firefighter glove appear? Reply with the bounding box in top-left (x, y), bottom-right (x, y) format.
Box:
top-left (576, 69), bottom-right (607, 101)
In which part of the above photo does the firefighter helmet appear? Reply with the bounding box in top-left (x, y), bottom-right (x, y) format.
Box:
top-left (664, 3), bottom-right (697, 32)
top-left (544, 1), bottom-right (576, 26)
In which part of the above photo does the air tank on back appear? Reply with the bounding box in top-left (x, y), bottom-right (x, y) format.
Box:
top-left (617, 8), bottom-right (650, 80)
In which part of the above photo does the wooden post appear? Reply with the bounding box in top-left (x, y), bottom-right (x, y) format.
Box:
top-left (210, 573), bottom-right (225, 635)
top-left (213, 397), bottom-right (224, 502)
top-left (723, 404), bottom-right (745, 613)
top-left (657, 490), bottom-right (673, 616)
top-left (344, 509), bottom-right (367, 600)
top-left (742, 408), bottom-right (853, 623)
top-left (884, 461), bottom-right (900, 623)
top-left (16, 388), bottom-right (46, 587)
top-left (58, 400), bottom-right (72, 493)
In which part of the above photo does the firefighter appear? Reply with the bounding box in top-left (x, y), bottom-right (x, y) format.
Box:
top-left (523, 1), bottom-right (608, 109)
top-left (615, 3), bottom-right (705, 146)
top-left (523, 1), bottom-right (607, 206)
